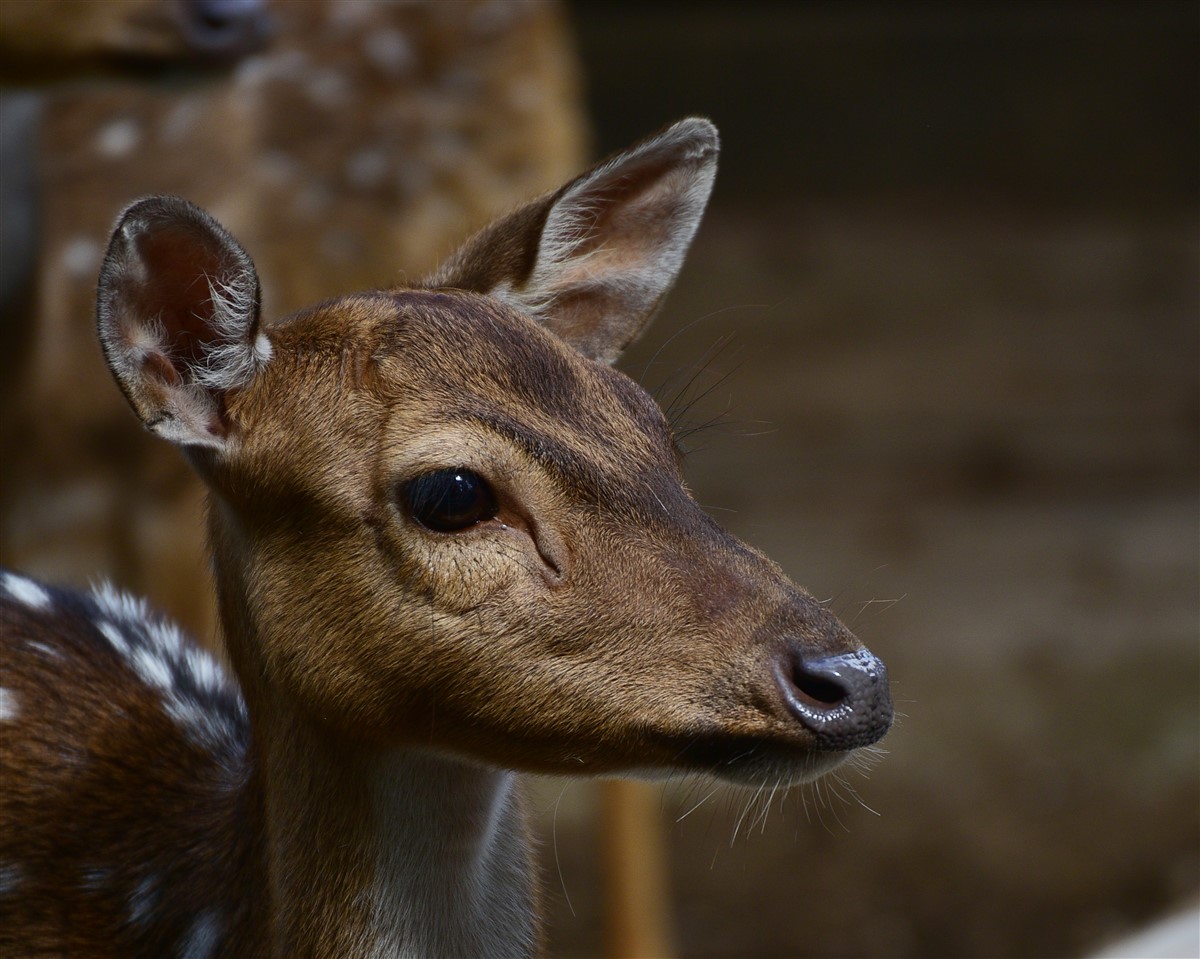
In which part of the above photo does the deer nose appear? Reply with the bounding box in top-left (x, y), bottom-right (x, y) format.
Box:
top-left (180, 0), bottom-right (272, 55)
top-left (777, 647), bottom-right (893, 750)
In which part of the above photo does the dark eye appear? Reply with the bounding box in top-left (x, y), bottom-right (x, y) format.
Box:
top-left (402, 469), bottom-right (498, 533)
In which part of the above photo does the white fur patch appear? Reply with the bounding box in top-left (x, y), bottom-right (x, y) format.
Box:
top-left (97, 619), bottom-right (132, 657)
top-left (130, 645), bottom-right (174, 691)
top-left (81, 866), bottom-right (113, 891)
top-left (128, 874), bottom-right (160, 927)
top-left (90, 583), bottom-right (247, 750)
top-left (363, 28), bottom-right (414, 77)
top-left (2, 572), bottom-right (51, 610)
top-left (178, 910), bottom-right (222, 959)
top-left (0, 863), bottom-right (22, 896)
top-left (0, 687), bottom-right (17, 722)
top-left (25, 640), bottom-right (65, 661)
top-left (95, 117), bottom-right (140, 158)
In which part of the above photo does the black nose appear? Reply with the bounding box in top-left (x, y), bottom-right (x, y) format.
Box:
top-left (778, 647), bottom-right (893, 750)
top-left (180, 0), bottom-right (272, 56)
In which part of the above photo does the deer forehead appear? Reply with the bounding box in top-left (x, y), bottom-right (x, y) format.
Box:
top-left (242, 289), bottom-right (681, 498)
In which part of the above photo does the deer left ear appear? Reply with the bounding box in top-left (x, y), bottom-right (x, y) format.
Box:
top-left (96, 196), bottom-right (270, 451)
top-left (428, 118), bottom-right (719, 364)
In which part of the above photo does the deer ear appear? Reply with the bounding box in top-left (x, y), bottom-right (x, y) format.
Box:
top-left (96, 196), bottom-right (270, 450)
top-left (428, 118), bottom-right (719, 364)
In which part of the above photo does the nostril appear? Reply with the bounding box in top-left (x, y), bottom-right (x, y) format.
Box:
top-left (790, 661), bottom-right (847, 710)
top-left (776, 647), bottom-right (894, 751)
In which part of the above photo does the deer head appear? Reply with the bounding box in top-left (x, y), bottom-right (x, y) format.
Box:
top-left (95, 118), bottom-right (892, 791)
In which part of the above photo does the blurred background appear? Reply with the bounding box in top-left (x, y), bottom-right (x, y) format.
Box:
top-left (2, 1), bottom-right (1196, 957)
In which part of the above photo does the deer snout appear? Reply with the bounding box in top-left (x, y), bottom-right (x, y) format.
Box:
top-left (179, 0), bottom-right (272, 56)
top-left (776, 646), bottom-right (893, 751)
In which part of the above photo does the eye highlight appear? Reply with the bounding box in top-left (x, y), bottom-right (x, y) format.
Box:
top-left (401, 469), bottom-right (498, 533)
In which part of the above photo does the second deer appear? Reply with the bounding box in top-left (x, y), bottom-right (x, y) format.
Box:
top-left (0, 118), bottom-right (893, 957)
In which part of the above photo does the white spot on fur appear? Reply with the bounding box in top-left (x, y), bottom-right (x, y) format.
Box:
top-left (183, 647), bottom-right (224, 695)
top-left (233, 48), bottom-right (307, 88)
top-left (81, 866), bottom-right (112, 891)
top-left (25, 639), bottom-right (64, 661)
top-left (61, 236), bottom-right (102, 279)
top-left (131, 645), bottom-right (173, 691)
top-left (95, 118), bottom-right (141, 158)
top-left (346, 148), bottom-right (389, 190)
top-left (179, 910), bottom-right (222, 959)
top-left (0, 863), bottom-right (22, 896)
top-left (305, 68), bottom-right (350, 109)
top-left (363, 28), bottom-right (414, 77)
top-left (2, 572), bottom-right (50, 610)
top-left (129, 874), bottom-right (160, 926)
top-left (92, 583), bottom-right (154, 630)
top-left (0, 688), bottom-right (17, 721)
top-left (90, 583), bottom-right (246, 749)
top-left (97, 619), bottom-right (131, 658)
top-left (160, 97), bottom-right (203, 144)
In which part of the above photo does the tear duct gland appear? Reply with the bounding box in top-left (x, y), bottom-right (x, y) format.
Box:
top-left (1, 119), bottom-right (892, 957)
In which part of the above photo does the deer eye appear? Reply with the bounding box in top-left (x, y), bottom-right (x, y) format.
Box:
top-left (402, 469), bottom-right (498, 533)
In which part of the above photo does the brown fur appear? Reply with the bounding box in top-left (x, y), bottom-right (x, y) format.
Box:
top-left (0, 0), bottom-right (268, 83)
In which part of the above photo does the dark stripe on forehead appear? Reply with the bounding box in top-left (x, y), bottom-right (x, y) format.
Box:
top-left (463, 407), bottom-right (608, 501)
top-left (460, 405), bottom-right (696, 534)
top-left (381, 289), bottom-right (670, 436)
top-left (384, 290), bottom-right (583, 404)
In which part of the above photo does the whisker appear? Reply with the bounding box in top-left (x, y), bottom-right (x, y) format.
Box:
top-left (552, 782), bottom-right (576, 917)
top-left (730, 782), bottom-right (766, 847)
top-left (676, 784), bottom-right (721, 823)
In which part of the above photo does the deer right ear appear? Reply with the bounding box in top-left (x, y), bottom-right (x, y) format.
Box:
top-left (96, 196), bottom-right (270, 451)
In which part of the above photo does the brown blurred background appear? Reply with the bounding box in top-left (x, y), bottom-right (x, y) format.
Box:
top-left (2, 1), bottom-right (1196, 957)
top-left (544, 1), bottom-right (1198, 956)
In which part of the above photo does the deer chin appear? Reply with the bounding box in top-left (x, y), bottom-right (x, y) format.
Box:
top-left (720, 747), bottom-right (856, 788)
top-left (607, 747), bottom-right (854, 794)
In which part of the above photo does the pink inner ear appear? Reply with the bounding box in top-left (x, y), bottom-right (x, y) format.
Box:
top-left (143, 351), bottom-right (182, 386)
top-left (127, 221), bottom-right (232, 372)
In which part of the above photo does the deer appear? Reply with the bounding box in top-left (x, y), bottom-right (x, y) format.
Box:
top-left (0, 118), bottom-right (893, 958)
top-left (0, 0), bottom-right (271, 84)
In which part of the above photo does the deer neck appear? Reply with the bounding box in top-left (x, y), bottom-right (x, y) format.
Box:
top-left (225, 626), bottom-right (539, 958)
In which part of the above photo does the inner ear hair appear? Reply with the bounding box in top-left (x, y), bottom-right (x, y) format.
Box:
top-left (96, 196), bottom-right (269, 449)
